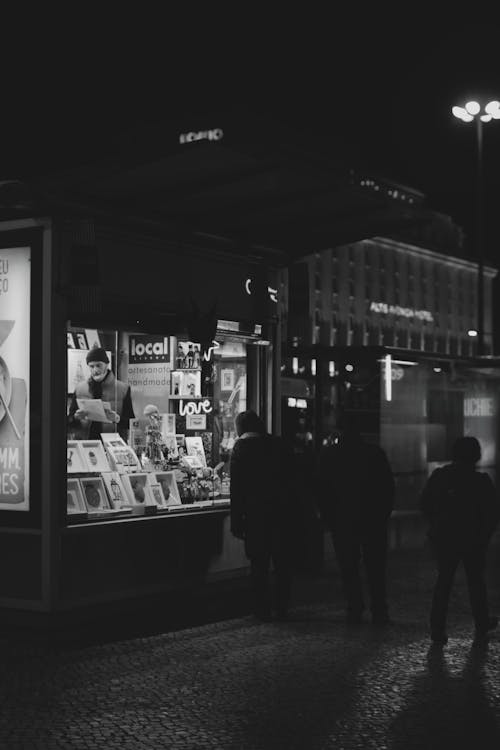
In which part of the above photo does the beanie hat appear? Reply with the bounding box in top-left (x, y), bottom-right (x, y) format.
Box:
top-left (86, 347), bottom-right (109, 364)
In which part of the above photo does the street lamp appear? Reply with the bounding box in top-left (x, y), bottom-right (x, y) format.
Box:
top-left (452, 99), bottom-right (500, 356)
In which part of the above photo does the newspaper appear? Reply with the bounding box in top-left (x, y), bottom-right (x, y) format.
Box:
top-left (76, 398), bottom-right (112, 423)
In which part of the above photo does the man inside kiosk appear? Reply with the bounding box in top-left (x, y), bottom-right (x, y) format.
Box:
top-left (67, 346), bottom-right (135, 442)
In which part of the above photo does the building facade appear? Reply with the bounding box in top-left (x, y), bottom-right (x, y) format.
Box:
top-left (279, 234), bottom-right (499, 529)
top-left (284, 236), bottom-right (496, 357)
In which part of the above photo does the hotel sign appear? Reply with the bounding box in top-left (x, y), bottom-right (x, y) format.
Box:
top-left (369, 301), bottom-right (434, 323)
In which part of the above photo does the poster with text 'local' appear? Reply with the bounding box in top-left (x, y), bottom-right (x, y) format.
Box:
top-left (0, 247), bottom-right (30, 510)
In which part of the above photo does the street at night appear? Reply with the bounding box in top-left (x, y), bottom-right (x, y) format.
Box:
top-left (1, 540), bottom-right (500, 749)
top-left (2, 15), bottom-right (500, 750)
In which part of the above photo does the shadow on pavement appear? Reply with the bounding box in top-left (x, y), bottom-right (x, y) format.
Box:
top-left (389, 641), bottom-right (500, 749)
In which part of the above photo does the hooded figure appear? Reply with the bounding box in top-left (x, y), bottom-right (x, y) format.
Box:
top-left (420, 436), bottom-right (500, 645)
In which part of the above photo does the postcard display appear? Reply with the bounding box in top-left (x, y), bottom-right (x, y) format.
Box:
top-left (65, 330), bottom-right (246, 522)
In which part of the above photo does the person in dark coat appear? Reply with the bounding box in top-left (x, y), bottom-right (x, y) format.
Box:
top-left (314, 419), bottom-right (395, 625)
top-left (420, 436), bottom-right (500, 645)
top-left (230, 410), bottom-right (295, 621)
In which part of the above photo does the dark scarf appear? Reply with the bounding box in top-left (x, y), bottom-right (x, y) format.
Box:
top-left (88, 370), bottom-right (111, 399)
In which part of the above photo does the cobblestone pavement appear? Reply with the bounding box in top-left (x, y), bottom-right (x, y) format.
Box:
top-left (2, 545), bottom-right (500, 749)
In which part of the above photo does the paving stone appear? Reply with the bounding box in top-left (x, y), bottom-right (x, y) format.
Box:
top-left (1, 545), bottom-right (500, 748)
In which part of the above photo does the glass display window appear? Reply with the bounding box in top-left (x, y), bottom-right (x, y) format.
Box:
top-left (66, 324), bottom-right (254, 522)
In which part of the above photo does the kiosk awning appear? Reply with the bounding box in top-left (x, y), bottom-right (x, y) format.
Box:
top-left (0, 115), bottom-right (431, 265)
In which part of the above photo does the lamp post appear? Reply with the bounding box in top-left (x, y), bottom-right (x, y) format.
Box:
top-left (452, 99), bottom-right (500, 356)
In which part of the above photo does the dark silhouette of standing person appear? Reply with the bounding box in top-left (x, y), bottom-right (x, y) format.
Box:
top-left (314, 418), bottom-right (395, 625)
top-left (230, 410), bottom-right (295, 621)
top-left (420, 436), bottom-right (500, 645)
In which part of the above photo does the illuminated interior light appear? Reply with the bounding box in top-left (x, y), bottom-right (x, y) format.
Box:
top-left (292, 357), bottom-right (299, 374)
top-left (433, 367), bottom-right (442, 373)
top-left (267, 285), bottom-right (278, 303)
top-left (245, 278), bottom-right (252, 295)
top-left (329, 361), bottom-right (335, 377)
top-left (296, 398), bottom-right (307, 409)
top-left (287, 397), bottom-right (297, 407)
top-left (202, 340), bottom-right (220, 361)
top-left (311, 358), bottom-right (316, 376)
top-left (385, 354), bottom-right (392, 402)
top-left (468, 329), bottom-right (478, 338)
top-left (345, 364), bottom-right (354, 372)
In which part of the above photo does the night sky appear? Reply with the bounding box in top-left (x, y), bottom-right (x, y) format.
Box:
top-left (1, 16), bottom-right (499, 260)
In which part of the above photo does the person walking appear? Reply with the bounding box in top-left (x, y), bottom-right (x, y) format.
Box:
top-left (230, 410), bottom-right (296, 621)
top-left (314, 417), bottom-right (395, 625)
top-left (420, 436), bottom-right (500, 645)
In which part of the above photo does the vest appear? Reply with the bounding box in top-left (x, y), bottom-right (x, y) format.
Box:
top-left (73, 372), bottom-right (129, 438)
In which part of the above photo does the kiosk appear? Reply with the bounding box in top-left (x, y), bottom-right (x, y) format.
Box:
top-left (0, 217), bottom-right (281, 621)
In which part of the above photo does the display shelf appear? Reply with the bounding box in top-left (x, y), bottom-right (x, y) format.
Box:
top-left (64, 504), bottom-right (230, 529)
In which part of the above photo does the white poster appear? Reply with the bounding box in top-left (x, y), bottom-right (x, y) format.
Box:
top-left (186, 413), bottom-right (207, 430)
top-left (0, 247), bottom-right (30, 510)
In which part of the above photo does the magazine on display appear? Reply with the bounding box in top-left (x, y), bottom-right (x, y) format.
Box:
top-left (79, 476), bottom-right (112, 512)
top-left (121, 472), bottom-right (157, 506)
top-left (67, 441), bottom-right (88, 474)
top-left (185, 436), bottom-right (207, 467)
top-left (147, 481), bottom-right (166, 508)
top-left (101, 472), bottom-right (129, 509)
top-left (100, 433), bottom-right (142, 473)
top-left (150, 471), bottom-right (182, 507)
top-left (66, 478), bottom-right (87, 514)
top-left (79, 440), bottom-right (111, 473)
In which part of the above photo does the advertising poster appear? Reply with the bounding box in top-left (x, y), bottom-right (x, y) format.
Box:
top-left (0, 247), bottom-right (30, 510)
top-left (126, 333), bottom-right (174, 416)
